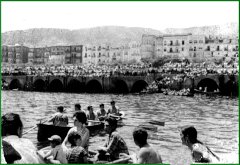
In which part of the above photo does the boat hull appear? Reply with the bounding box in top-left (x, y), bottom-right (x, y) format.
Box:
top-left (37, 123), bottom-right (104, 142)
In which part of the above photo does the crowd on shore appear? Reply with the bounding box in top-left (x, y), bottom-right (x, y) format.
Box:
top-left (2, 61), bottom-right (238, 78)
top-left (2, 101), bottom-right (221, 164)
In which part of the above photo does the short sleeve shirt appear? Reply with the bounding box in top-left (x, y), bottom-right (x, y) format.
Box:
top-left (106, 131), bottom-right (129, 160)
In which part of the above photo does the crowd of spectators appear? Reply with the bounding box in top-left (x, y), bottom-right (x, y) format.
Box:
top-left (2, 62), bottom-right (238, 78)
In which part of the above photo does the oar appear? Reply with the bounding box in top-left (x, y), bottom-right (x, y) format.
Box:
top-left (88, 120), bottom-right (103, 123)
top-left (123, 124), bottom-right (158, 132)
top-left (106, 157), bottom-right (131, 164)
top-left (148, 120), bottom-right (165, 126)
top-left (22, 116), bottom-right (52, 136)
top-left (109, 114), bottom-right (127, 119)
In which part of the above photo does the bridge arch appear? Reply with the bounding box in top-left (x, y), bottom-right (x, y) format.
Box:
top-left (9, 79), bottom-right (23, 90)
top-left (67, 79), bottom-right (85, 93)
top-left (197, 78), bottom-right (219, 92)
top-left (131, 80), bottom-right (148, 93)
top-left (111, 79), bottom-right (129, 93)
top-left (86, 79), bottom-right (103, 93)
top-left (48, 79), bottom-right (64, 92)
top-left (33, 79), bottom-right (46, 91)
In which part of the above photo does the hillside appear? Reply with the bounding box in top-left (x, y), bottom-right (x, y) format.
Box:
top-left (1, 26), bottom-right (162, 47)
top-left (163, 23), bottom-right (238, 37)
top-left (2, 23), bottom-right (238, 47)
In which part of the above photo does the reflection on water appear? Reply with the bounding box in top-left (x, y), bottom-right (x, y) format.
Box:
top-left (1, 91), bottom-right (238, 165)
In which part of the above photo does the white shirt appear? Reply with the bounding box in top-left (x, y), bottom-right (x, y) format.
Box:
top-left (1, 141), bottom-right (6, 164)
top-left (3, 135), bottom-right (41, 164)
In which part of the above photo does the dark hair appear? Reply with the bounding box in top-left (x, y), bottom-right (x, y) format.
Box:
top-left (87, 106), bottom-right (93, 111)
top-left (57, 106), bottom-right (64, 112)
top-left (68, 132), bottom-right (81, 146)
top-left (75, 104), bottom-right (81, 110)
top-left (110, 101), bottom-right (115, 104)
top-left (105, 117), bottom-right (117, 127)
top-left (73, 111), bottom-right (87, 124)
top-left (133, 127), bottom-right (148, 145)
top-left (2, 113), bottom-right (23, 136)
top-left (181, 126), bottom-right (200, 144)
top-left (100, 104), bottom-right (104, 107)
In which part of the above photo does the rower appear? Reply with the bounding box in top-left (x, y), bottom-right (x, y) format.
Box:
top-left (74, 104), bottom-right (85, 113)
top-left (49, 106), bottom-right (68, 127)
top-left (97, 104), bottom-right (107, 121)
top-left (108, 101), bottom-right (120, 116)
top-left (86, 106), bottom-right (97, 121)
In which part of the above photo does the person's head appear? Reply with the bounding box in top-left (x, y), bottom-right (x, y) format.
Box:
top-left (87, 106), bottom-right (93, 113)
top-left (110, 101), bottom-right (115, 106)
top-left (68, 131), bottom-right (82, 147)
top-left (2, 113), bottom-right (23, 137)
top-left (133, 127), bottom-right (148, 147)
top-left (100, 104), bottom-right (104, 110)
top-left (48, 135), bottom-right (62, 148)
top-left (57, 106), bottom-right (64, 113)
top-left (75, 104), bottom-right (81, 111)
top-left (73, 111), bottom-right (87, 127)
top-left (104, 117), bottom-right (117, 134)
top-left (180, 126), bottom-right (198, 146)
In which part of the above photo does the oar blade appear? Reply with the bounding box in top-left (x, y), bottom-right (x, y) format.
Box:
top-left (138, 124), bottom-right (158, 132)
top-left (149, 120), bottom-right (165, 126)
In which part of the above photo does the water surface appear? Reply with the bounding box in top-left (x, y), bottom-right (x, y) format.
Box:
top-left (2, 91), bottom-right (238, 165)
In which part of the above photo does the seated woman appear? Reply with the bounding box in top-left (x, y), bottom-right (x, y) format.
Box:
top-left (63, 111), bottom-right (90, 152)
top-left (66, 132), bottom-right (88, 164)
top-left (180, 126), bottom-right (220, 163)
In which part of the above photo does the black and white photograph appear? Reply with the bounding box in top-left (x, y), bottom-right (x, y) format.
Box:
top-left (1, 1), bottom-right (238, 165)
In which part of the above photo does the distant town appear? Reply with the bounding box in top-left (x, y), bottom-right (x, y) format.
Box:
top-left (2, 33), bottom-right (238, 66)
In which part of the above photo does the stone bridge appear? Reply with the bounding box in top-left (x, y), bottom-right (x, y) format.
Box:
top-left (2, 74), bottom-right (238, 95)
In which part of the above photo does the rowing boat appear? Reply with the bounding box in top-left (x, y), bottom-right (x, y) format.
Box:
top-left (37, 122), bottom-right (104, 142)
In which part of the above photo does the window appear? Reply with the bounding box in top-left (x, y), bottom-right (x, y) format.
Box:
top-left (170, 48), bottom-right (173, 53)
top-left (189, 40), bottom-right (192, 44)
top-left (199, 40), bottom-right (203, 43)
top-left (85, 53), bottom-right (87, 58)
top-left (164, 41), bottom-right (167, 46)
top-left (99, 53), bottom-right (101, 57)
top-left (194, 40), bottom-right (197, 44)
top-left (182, 48), bottom-right (184, 51)
top-left (164, 48), bottom-right (166, 52)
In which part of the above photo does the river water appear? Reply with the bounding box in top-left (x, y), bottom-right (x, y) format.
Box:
top-left (1, 90), bottom-right (238, 165)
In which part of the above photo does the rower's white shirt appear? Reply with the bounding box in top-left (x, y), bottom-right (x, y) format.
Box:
top-left (3, 135), bottom-right (41, 164)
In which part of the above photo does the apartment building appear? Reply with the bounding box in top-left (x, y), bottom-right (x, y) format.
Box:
top-left (163, 34), bottom-right (190, 58)
top-left (141, 34), bottom-right (156, 59)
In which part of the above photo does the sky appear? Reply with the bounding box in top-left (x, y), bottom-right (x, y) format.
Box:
top-left (1, 1), bottom-right (239, 33)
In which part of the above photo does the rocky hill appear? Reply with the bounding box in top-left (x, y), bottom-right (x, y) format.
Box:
top-left (1, 26), bottom-right (162, 47)
top-left (163, 23), bottom-right (238, 37)
top-left (2, 23), bottom-right (238, 47)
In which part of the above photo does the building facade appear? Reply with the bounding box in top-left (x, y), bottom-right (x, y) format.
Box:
top-left (2, 34), bottom-right (238, 65)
